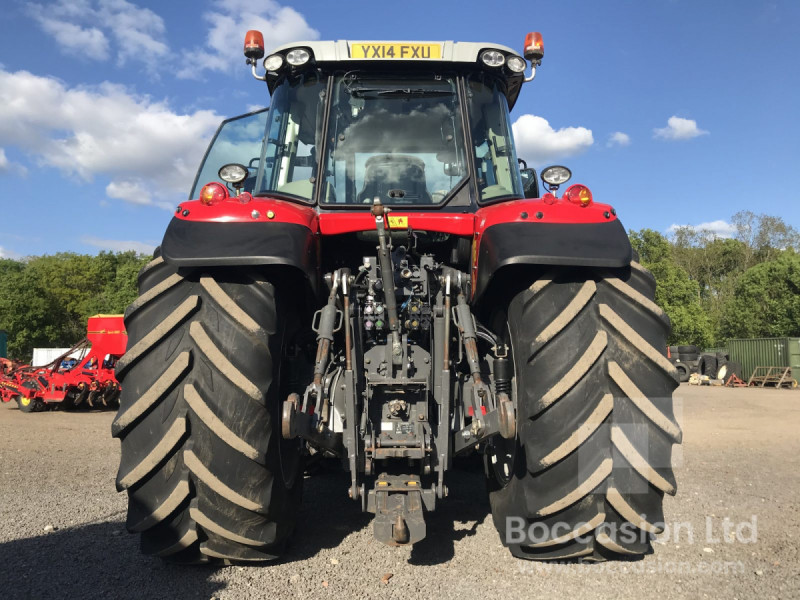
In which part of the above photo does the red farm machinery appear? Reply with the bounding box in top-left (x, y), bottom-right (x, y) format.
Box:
top-left (1, 315), bottom-right (126, 412)
top-left (112, 32), bottom-right (681, 564)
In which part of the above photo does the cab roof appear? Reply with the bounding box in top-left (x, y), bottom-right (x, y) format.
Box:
top-left (266, 40), bottom-right (526, 108)
top-left (268, 40), bottom-right (521, 63)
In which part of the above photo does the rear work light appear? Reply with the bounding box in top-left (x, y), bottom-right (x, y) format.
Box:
top-left (541, 165), bottom-right (572, 187)
top-left (264, 54), bottom-right (285, 71)
top-left (286, 48), bottom-right (311, 66)
top-left (480, 50), bottom-right (505, 67)
top-left (199, 182), bottom-right (228, 206)
top-left (564, 184), bottom-right (593, 207)
top-left (506, 55), bottom-right (526, 73)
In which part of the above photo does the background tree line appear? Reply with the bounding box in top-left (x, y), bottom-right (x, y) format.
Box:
top-left (1, 211), bottom-right (799, 360)
top-left (630, 211), bottom-right (800, 346)
top-left (0, 252), bottom-right (150, 360)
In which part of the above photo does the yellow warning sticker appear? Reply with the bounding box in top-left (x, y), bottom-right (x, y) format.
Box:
top-left (388, 215), bottom-right (408, 229)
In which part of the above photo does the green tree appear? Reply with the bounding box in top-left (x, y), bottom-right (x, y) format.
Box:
top-left (720, 251), bottom-right (800, 339)
top-left (630, 229), bottom-right (713, 346)
top-left (0, 252), bottom-right (150, 361)
top-left (0, 260), bottom-right (69, 359)
top-left (102, 252), bottom-right (150, 313)
top-left (731, 211), bottom-right (800, 267)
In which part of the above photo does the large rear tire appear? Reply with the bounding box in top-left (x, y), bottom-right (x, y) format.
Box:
top-left (112, 254), bottom-right (303, 564)
top-left (487, 262), bottom-right (681, 561)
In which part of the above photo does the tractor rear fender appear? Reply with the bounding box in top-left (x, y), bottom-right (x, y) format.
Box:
top-left (473, 199), bottom-right (632, 302)
top-left (160, 198), bottom-right (319, 292)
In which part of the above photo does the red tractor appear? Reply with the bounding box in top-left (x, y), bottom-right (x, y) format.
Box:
top-left (1, 315), bottom-right (126, 412)
top-left (113, 32), bottom-right (680, 563)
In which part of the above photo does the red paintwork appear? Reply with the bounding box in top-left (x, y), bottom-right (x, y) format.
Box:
top-left (318, 212), bottom-right (475, 236)
top-left (87, 315), bottom-right (127, 355)
top-left (179, 185), bottom-right (619, 298)
top-left (474, 194), bottom-right (616, 232)
top-left (179, 185), bottom-right (616, 235)
top-left (177, 197), bottom-right (318, 229)
top-left (471, 194), bottom-right (617, 293)
top-left (0, 315), bottom-right (127, 407)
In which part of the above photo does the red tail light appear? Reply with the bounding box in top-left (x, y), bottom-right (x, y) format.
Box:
top-left (199, 182), bottom-right (228, 205)
top-left (244, 30), bottom-right (265, 60)
top-left (524, 32), bottom-right (544, 61)
top-left (564, 184), bottom-right (593, 207)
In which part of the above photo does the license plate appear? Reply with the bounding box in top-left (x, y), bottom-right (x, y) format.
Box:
top-left (350, 43), bottom-right (442, 60)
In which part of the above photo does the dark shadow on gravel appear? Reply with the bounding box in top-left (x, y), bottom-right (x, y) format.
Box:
top-left (282, 463), bottom-right (372, 562)
top-left (0, 471), bottom-right (373, 597)
top-left (408, 455), bottom-right (491, 566)
top-left (289, 455), bottom-right (492, 567)
top-left (0, 459), bottom-right (490, 596)
top-left (0, 520), bottom-right (226, 600)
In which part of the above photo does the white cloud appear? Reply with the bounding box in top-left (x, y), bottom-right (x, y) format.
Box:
top-left (32, 18), bottom-right (109, 59)
top-left (607, 131), bottom-right (631, 147)
top-left (28, 0), bottom-right (168, 70)
top-left (179, 0), bottom-right (319, 78)
top-left (81, 235), bottom-right (157, 254)
top-left (511, 114), bottom-right (593, 166)
top-left (654, 116), bottom-right (709, 141)
top-left (106, 180), bottom-right (173, 210)
top-left (667, 220), bottom-right (736, 238)
top-left (0, 246), bottom-right (22, 259)
top-left (0, 68), bottom-right (222, 207)
top-left (0, 147), bottom-right (28, 176)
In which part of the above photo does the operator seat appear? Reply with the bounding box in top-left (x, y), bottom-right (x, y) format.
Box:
top-left (357, 154), bottom-right (432, 204)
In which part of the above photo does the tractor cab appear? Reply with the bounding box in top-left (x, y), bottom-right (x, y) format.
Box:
top-left (191, 38), bottom-right (546, 211)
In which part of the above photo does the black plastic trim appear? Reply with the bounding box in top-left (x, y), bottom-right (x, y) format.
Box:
top-left (161, 219), bottom-right (317, 281)
top-left (475, 220), bottom-right (632, 300)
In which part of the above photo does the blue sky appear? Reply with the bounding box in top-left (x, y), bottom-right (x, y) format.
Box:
top-left (1, 0), bottom-right (798, 258)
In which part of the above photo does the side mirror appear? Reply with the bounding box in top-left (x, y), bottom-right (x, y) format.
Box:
top-left (520, 168), bottom-right (539, 198)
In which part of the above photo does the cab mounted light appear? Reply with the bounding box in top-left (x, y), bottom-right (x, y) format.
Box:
top-left (244, 30), bottom-right (265, 60)
top-left (218, 163), bottom-right (248, 197)
top-left (524, 32), bottom-right (544, 62)
top-left (245, 30), bottom-right (268, 81)
top-left (564, 184), bottom-right (593, 207)
top-left (199, 182), bottom-right (228, 206)
top-left (264, 54), bottom-right (285, 72)
top-left (522, 31), bottom-right (544, 83)
top-left (285, 48), bottom-right (311, 66)
top-left (218, 163), bottom-right (248, 187)
top-left (480, 50), bottom-right (505, 67)
top-left (541, 165), bottom-right (572, 188)
top-left (506, 55), bottom-right (526, 73)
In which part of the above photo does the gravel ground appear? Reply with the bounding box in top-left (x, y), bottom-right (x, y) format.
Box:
top-left (1, 384), bottom-right (798, 599)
